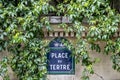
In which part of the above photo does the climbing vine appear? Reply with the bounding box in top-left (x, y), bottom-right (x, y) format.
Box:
top-left (0, 0), bottom-right (53, 80)
top-left (0, 0), bottom-right (120, 80)
top-left (0, 57), bottom-right (9, 80)
top-left (56, 0), bottom-right (120, 79)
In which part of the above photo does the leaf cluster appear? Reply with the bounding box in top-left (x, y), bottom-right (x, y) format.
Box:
top-left (0, 0), bottom-right (120, 80)
top-left (0, 0), bottom-right (53, 80)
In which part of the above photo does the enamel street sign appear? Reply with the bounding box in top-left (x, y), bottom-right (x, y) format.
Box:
top-left (47, 37), bottom-right (75, 74)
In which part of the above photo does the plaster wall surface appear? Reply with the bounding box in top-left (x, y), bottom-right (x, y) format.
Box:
top-left (0, 43), bottom-right (120, 80)
top-left (0, 51), bottom-right (18, 80)
top-left (47, 53), bottom-right (120, 80)
top-left (47, 42), bottom-right (120, 80)
top-left (0, 16), bottom-right (120, 80)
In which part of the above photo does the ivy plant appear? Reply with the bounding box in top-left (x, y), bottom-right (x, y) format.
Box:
top-left (0, 57), bottom-right (9, 80)
top-left (0, 0), bottom-right (120, 80)
top-left (0, 0), bottom-right (53, 80)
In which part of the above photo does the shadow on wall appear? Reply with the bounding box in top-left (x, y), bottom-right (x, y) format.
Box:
top-left (0, 51), bottom-right (18, 80)
top-left (110, 0), bottom-right (120, 13)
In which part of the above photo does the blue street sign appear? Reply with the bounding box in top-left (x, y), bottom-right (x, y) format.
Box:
top-left (47, 37), bottom-right (75, 74)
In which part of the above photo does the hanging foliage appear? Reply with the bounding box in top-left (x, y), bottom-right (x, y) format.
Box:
top-left (0, 57), bottom-right (9, 80)
top-left (0, 0), bottom-right (54, 80)
top-left (0, 0), bottom-right (120, 80)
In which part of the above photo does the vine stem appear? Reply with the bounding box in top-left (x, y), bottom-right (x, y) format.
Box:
top-left (94, 72), bottom-right (104, 80)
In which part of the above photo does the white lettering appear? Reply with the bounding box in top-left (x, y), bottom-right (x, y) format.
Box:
top-left (63, 65), bottom-right (66, 70)
top-left (49, 64), bottom-right (70, 70)
top-left (67, 64), bottom-right (70, 70)
top-left (56, 65), bottom-right (60, 70)
top-left (51, 53), bottom-right (68, 58)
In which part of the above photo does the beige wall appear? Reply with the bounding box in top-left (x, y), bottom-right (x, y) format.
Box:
top-left (0, 51), bottom-right (18, 80)
top-left (47, 54), bottom-right (120, 80)
top-left (0, 43), bottom-right (120, 80)
top-left (47, 42), bottom-right (120, 80)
